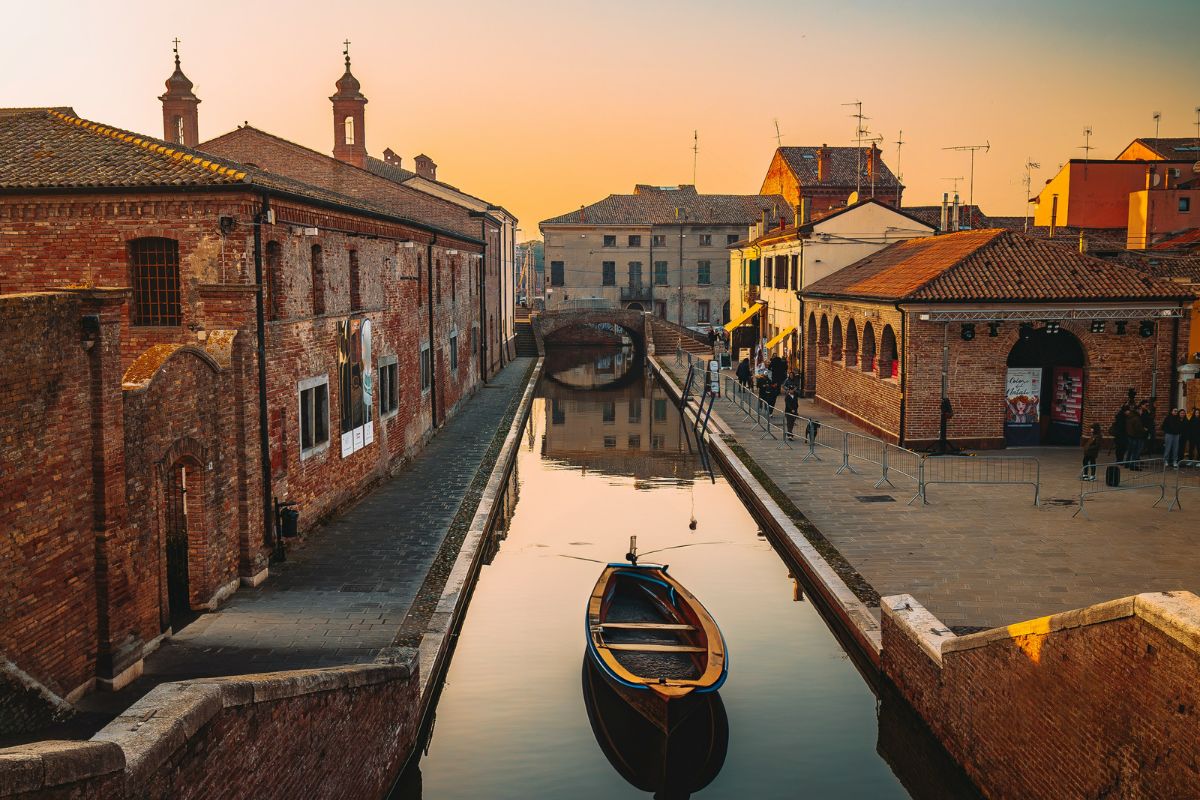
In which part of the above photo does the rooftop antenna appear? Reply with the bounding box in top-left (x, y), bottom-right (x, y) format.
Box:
top-left (1194, 106), bottom-right (1200, 148)
top-left (842, 100), bottom-right (870, 194)
top-left (1022, 157), bottom-right (1040, 233)
top-left (692, 130), bottom-right (699, 186)
top-left (893, 130), bottom-right (905, 206)
top-left (1079, 126), bottom-right (1094, 178)
top-left (773, 118), bottom-right (784, 147)
top-left (941, 141), bottom-right (990, 228)
top-left (941, 176), bottom-right (964, 195)
top-left (1153, 111), bottom-right (1161, 152)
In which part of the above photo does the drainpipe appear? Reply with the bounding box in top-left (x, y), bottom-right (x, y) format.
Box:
top-left (896, 301), bottom-right (907, 446)
top-left (254, 192), bottom-right (275, 552)
top-left (427, 235), bottom-right (439, 428)
top-left (478, 217), bottom-right (489, 383)
top-left (648, 227), bottom-right (654, 314)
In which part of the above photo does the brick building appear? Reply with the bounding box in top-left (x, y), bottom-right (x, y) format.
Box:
top-left (759, 144), bottom-right (904, 214)
top-left (0, 103), bottom-right (486, 715)
top-left (799, 229), bottom-right (1194, 449)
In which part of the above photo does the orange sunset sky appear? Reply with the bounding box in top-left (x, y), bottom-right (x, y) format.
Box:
top-left (5, 0), bottom-right (1198, 239)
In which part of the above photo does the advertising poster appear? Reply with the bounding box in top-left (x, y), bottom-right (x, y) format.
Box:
top-left (1004, 367), bottom-right (1042, 446)
top-left (1051, 367), bottom-right (1083, 424)
top-left (338, 318), bottom-right (375, 457)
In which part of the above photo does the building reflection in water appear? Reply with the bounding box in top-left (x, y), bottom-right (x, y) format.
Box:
top-left (539, 347), bottom-right (704, 487)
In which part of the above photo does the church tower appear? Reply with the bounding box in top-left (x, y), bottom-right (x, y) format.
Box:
top-left (331, 42), bottom-right (368, 168)
top-left (159, 40), bottom-right (199, 148)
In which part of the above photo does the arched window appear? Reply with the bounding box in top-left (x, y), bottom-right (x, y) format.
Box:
top-left (846, 319), bottom-right (859, 367)
top-left (344, 116), bottom-right (355, 145)
top-left (129, 237), bottom-right (181, 326)
top-left (266, 241), bottom-right (283, 320)
top-left (173, 116), bottom-right (184, 144)
top-left (831, 316), bottom-right (843, 362)
top-left (879, 324), bottom-right (898, 379)
top-left (818, 314), bottom-right (830, 358)
top-left (311, 245), bottom-right (325, 316)
top-left (861, 321), bottom-right (876, 372)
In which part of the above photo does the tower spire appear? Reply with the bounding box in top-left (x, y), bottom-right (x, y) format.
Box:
top-left (331, 41), bottom-right (368, 167)
top-left (160, 38), bottom-right (199, 147)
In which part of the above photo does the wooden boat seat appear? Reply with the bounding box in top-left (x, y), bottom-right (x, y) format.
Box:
top-left (603, 643), bottom-right (705, 653)
top-left (599, 622), bottom-right (696, 631)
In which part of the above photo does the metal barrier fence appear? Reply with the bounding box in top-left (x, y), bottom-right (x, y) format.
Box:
top-left (1168, 460), bottom-right (1200, 511)
top-left (715, 375), bottom-right (1041, 506)
top-left (1074, 459), bottom-right (1168, 519)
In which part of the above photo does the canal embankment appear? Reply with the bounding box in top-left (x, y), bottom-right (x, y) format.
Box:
top-left (0, 358), bottom-right (543, 800)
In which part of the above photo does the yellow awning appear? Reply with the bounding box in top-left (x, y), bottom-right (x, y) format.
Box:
top-left (724, 302), bottom-right (764, 333)
top-left (765, 326), bottom-right (797, 350)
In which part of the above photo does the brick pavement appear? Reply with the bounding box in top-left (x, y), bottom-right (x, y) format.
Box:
top-left (79, 358), bottom-right (534, 718)
top-left (711, 372), bottom-right (1200, 630)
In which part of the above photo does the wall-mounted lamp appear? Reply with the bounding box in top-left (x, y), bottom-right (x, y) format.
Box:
top-left (1044, 321), bottom-right (1060, 334)
top-left (988, 322), bottom-right (1001, 337)
top-left (1115, 320), bottom-right (1127, 335)
top-left (960, 323), bottom-right (975, 341)
top-left (1090, 320), bottom-right (1106, 334)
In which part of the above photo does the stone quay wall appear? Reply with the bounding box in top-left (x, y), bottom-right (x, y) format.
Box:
top-left (0, 654), bottom-right (421, 800)
top-left (882, 591), bottom-right (1200, 799)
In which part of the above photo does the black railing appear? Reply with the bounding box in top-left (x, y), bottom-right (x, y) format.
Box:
top-left (620, 284), bottom-right (652, 303)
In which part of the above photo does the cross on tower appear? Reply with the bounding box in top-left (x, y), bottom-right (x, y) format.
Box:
top-left (343, 39), bottom-right (351, 67)
top-left (172, 37), bottom-right (181, 67)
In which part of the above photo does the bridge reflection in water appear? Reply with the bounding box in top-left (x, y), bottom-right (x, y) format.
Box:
top-left (390, 348), bottom-right (977, 800)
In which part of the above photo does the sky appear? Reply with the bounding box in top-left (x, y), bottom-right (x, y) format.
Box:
top-left (4, 0), bottom-right (1199, 240)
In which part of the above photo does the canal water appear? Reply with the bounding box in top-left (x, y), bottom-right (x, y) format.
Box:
top-left (392, 347), bottom-right (970, 799)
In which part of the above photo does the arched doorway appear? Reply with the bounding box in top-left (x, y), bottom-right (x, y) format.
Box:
top-left (1006, 327), bottom-right (1086, 446)
top-left (163, 456), bottom-right (204, 630)
top-left (626, 302), bottom-right (644, 312)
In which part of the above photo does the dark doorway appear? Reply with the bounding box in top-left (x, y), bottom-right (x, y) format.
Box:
top-left (721, 300), bottom-right (731, 327)
top-left (1006, 327), bottom-right (1085, 445)
top-left (163, 462), bottom-right (196, 629)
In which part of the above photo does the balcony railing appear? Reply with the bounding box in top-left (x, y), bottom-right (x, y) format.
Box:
top-left (620, 284), bottom-right (652, 303)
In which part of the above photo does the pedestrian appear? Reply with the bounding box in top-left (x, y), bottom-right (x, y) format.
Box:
top-left (707, 327), bottom-right (717, 347)
top-left (1081, 422), bottom-right (1102, 481)
top-left (1126, 406), bottom-right (1146, 467)
top-left (1188, 408), bottom-right (1200, 461)
top-left (1162, 408), bottom-right (1185, 468)
top-left (769, 354), bottom-right (787, 387)
top-left (736, 357), bottom-right (751, 389)
top-left (784, 385), bottom-right (799, 440)
top-left (805, 417), bottom-right (821, 445)
top-left (1140, 400), bottom-right (1157, 455)
top-left (1111, 405), bottom-right (1128, 462)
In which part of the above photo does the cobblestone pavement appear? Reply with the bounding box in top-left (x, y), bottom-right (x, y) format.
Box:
top-left (711, 373), bottom-right (1199, 631)
top-left (137, 359), bottom-right (534, 683)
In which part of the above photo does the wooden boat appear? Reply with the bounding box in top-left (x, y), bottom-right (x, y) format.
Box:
top-left (585, 537), bottom-right (728, 732)
top-left (581, 655), bottom-right (728, 797)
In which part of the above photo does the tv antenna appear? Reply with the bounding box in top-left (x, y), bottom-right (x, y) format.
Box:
top-left (893, 130), bottom-right (905, 206)
top-left (1153, 111), bottom-right (1161, 150)
top-left (941, 141), bottom-right (990, 228)
top-left (1079, 126), bottom-right (1094, 178)
top-left (842, 100), bottom-right (870, 194)
top-left (692, 130), bottom-right (699, 186)
top-left (942, 176), bottom-right (964, 195)
top-left (1022, 157), bottom-right (1040, 232)
top-left (773, 118), bottom-right (783, 147)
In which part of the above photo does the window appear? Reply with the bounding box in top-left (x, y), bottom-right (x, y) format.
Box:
top-left (790, 255), bottom-right (799, 289)
top-left (603, 235), bottom-right (617, 248)
top-left (654, 261), bottom-right (668, 286)
top-left (299, 376), bottom-right (330, 457)
top-left (654, 300), bottom-right (667, 318)
top-left (129, 237), bottom-right (181, 326)
top-left (699, 234), bottom-right (712, 246)
top-left (628, 261), bottom-right (643, 286)
top-left (311, 244), bottom-right (325, 316)
top-left (762, 257), bottom-right (772, 288)
top-left (420, 343), bottom-right (432, 392)
top-left (1181, 197), bottom-right (1192, 213)
top-left (450, 331), bottom-right (459, 370)
top-left (379, 358), bottom-right (399, 417)
top-left (627, 434), bottom-right (641, 449)
top-left (697, 260), bottom-right (711, 285)
top-left (552, 399), bottom-right (566, 425)
top-left (652, 234), bottom-right (667, 247)
top-left (628, 235), bottom-right (642, 247)
top-left (628, 398), bottom-right (641, 423)
top-left (697, 300), bottom-right (710, 323)
top-left (603, 436), bottom-right (617, 449)
top-left (654, 398), bottom-right (668, 421)
top-left (775, 255), bottom-right (788, 289)
top-left (602, 402), bottom-right (616, 423)
top-left (651, 434), bottom-right (665, 450)
top-left (550, 261), bottom-right (565, 286)
top-left (266, 241), bottom-right (283, 320)
top-left (344, 116), bottom-right (355, 145)
top-left (727, 234), bottom-right (739, 245)
top-left (349, 249), bottom-right (361, 310)
top-left (602, 261), bottom-right (616, 286)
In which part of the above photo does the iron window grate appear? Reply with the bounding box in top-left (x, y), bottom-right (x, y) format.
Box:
top-left (130, 238), bottom-right (181, 326)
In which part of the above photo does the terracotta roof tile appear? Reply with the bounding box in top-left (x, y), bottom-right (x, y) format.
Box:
top-left (804, 229), bottom-right (1192, 303)
top-left (541, 185), bottom-right (788, 226)
top-left (778, 146), bottom-right (900, 189)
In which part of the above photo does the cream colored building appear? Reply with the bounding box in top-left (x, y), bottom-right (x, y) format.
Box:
top-left (728, 199), bottom-right (934, 365)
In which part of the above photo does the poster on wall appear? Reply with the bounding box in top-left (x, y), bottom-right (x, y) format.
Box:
top-left (1051, 367), bottom-right (1083, 424)
top-left (338, 318), bottom-right (375, 458)
top-left (1004, 367), bottom-right (1042, 446)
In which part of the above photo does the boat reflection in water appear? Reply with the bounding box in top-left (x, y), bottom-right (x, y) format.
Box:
top-left (581, 655), bottom-right (729, 799)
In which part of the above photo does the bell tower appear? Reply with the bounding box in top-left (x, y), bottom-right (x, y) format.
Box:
top-left (331, 41), bottom-right (368, 168)
top-left (159, 39), bottom-right (199, 148)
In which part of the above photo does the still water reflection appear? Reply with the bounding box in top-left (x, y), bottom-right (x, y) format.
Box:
top-left (392, 348), bottom-right (962, 799)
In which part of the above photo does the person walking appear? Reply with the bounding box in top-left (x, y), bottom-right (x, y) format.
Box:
top-left (1126, 406), bottom-right (1146, 467)
top-left (1162, 408), bottom-right (1185, 468)
top-left (1187, 408), bottom-right (1200, 461)
top-left (784, 385), bottom-right (799, 440)
top-left (1081, 422), bottom-right (1102, 481)
top-left (736, 357), bottom-right (751, 389)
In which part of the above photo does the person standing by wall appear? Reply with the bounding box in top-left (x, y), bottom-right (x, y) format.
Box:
top-left (1081, 422), bottom-right (1102, 481)
top-left (1111, 405), bottom-right (1129, 463)
top-left (1186, 408), bottom-right (1200, 461)
top-left (1126, 407), bottom-right (1146, 467)
top-left (1162, 408), bottom-right (1185, 468)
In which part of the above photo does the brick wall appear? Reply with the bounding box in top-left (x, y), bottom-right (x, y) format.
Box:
top-left (0, 293), bottom-right (99, 705)
top-left (882, 591), bottom-right (1200, 799)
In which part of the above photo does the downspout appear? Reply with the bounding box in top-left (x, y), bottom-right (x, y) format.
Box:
top-left (254, 192), bottom-right (275, 552)
top-left (427, 235), bottom-right (439, 428)
top-left (648, 227), bottom-right (654, 313)
top-left (1169, 314), bottom-right (1180, 406)
top-left (896, 301), bottom-right (907, 446)
top-left (479, 217), bottom-right (488, 383)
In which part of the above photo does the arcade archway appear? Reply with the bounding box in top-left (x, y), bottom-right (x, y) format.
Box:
top-left (1005, 327), bottom-right (1086, 446)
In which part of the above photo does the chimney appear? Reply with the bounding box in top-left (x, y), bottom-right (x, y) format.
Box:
top-left (939, 193), bottom-right (949, 233)
top-left (414, 154), bottom-right (437, 181)
top-left (382, 148), bottom-right (402, 169)
top-left (951, 193), bottom-right (961, 232)
top-left (866, 145), bottom-right (877, 179)
top-left (793, 205), bottom-right (801, 228)
top-left (817, 144), bottom-right (829, 182)
top-left (801, 197), bottom-right (811, 225)
top-left (1049, 194), bottom-right (1059, 238)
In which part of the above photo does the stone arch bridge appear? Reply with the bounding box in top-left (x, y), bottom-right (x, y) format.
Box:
top-left (531, 308), bottom-right (647, 355)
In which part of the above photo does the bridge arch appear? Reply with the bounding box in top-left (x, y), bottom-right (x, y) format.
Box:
top-left (531, 308), bottom-right (647, 356)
